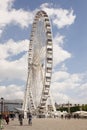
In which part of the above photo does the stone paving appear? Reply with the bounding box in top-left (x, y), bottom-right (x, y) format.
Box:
top-left (2, 118), bottom-right (87, 130)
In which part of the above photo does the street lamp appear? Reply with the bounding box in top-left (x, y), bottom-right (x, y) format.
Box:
top-left (68, 101), bottom-right (70, 114)
top-left (1, 97), bottom-right (4, 118)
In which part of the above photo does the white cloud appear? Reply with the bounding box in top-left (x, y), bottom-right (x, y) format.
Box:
top-left (50, 91), bottom-right (69, 104)
top-left (53, 34), bottom-right (71, 67)
top-left (0, 39), bottom-right (29, 81)
top-left (60, 63), bottom-right (68, 71)
top-left (54, 34), bottom-right (65, 46)
top-left (53, 9), bottom-right (76, 28)
top-left (0, 29), bottom-right (3, 37)
top-left (40, 3), bottom-right (76, 28)
top-left (0, 0), bottom-right (14, 10)
top-left (51, 71), bottom-right (87, 104)
top-left (0, 85), bottom-right (24, 100)
top-left (0, 1), bottom-right (76, 35)
top-left (0, 39), bottom-right (29, 59)
top-left (53, 44), bottom-right (71, 66)
top-left (52, 71), bottom-right (69, 82)
top-left (0, 57), bottom-right (27, 81)
top-left (9, 9), bottom-right (33, 28)
top-left (51, 72), bottom-right (82, 92)
top-left (0, 0), bottom-right (34, 36)
top-left (80, 83), bottom-right (87, 91)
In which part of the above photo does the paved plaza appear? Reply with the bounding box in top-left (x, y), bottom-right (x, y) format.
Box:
top-left (2, 118), bottom-right (87, 130)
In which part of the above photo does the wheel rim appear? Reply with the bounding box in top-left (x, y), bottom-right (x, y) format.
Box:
top-left (23, 11), bottom-right (53, 115)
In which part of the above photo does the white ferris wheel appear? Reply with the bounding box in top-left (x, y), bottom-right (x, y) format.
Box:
top-left (22, 10), bottom-right (54, 118)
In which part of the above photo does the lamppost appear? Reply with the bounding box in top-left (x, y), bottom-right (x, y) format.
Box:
top-left (1, 97), bottom-right (4, 118)
top-left (68, 101), bottom-right (70, 114)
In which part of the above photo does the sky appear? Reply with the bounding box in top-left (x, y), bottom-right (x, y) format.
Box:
top-left (0, 0), bottom-right (87, 104)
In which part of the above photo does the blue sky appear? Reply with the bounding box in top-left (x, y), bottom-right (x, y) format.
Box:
top-left (0, 0), bottom-right (87, 104)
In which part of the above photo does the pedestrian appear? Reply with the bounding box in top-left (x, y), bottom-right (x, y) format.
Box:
top-left (28, 112), bottom-right (32, 125)
top-left (18, 113), bottom-right (23, 126)
top-left (0, 115), bottom-right (4, 129)
top-left (5, 114), bottom-right (9, 125)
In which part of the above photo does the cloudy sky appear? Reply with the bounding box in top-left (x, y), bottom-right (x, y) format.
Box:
top-left (0, 0), bottom-right (87, 104)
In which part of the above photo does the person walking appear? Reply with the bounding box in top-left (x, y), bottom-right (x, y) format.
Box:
top-left (0, 115), bottom-right (4, 130)
top-left (5, 114), bottom-right (9, 125)
top-left (28, 113), bottom-right (32, 125)
top-left (18, 113), bottom-right (23, 126)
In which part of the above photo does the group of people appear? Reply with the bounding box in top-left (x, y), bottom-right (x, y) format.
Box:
top-left (0, 114), bottom-right (9, 125)
top-left (0, 112), bottom-right (32, 129)
top-left (0, 114), bottom-right (9, 130)
top-left (18, 113), bottom-right (32, 126)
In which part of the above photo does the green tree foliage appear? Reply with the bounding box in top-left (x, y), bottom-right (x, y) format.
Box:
top-left (56, 104), bottom-right (87, 113)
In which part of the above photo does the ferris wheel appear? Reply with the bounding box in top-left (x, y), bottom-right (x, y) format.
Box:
top-left (23, 10), bottom-right (53, 117)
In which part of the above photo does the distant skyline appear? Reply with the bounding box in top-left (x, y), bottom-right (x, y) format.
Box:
top-left (0, 0), bottom-right (87, 104)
